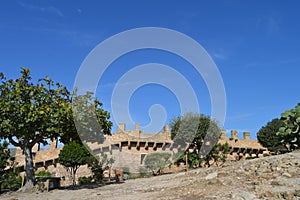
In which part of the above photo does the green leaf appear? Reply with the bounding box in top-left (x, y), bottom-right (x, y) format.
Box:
top-left (291, 137), bottom-right (298, 143)
top-left (278, 127), bottom-right (286, 133)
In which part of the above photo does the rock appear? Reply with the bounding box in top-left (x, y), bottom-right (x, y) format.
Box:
top-left (282, 172), bottom-right (292, 178)
top-left (232, 191), bottom-right (258, 200)
top-left (205, 172), bottom-right (218, 180)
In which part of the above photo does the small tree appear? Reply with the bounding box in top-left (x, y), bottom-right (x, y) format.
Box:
top-left (144, 152), bottom-right (171, 176)
top-left (58, 141), bottom-right (91, 186)
top-left (257, 118), bottom-right (284, 152)
top-left (278, 103), bottom-right (300, 151)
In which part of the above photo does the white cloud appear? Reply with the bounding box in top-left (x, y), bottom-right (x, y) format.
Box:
top-left (18, 1), bottom-right (64, 17)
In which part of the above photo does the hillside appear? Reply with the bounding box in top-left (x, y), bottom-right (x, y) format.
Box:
top-left (1, 151), bottom-right (300, 200)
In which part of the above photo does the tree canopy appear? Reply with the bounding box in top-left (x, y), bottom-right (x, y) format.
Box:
top-left (278, 103), bottom-right (300, 151)
top-left (170, 113), bottom-right (221, 151)
top-left (257, 118), bottom-right (284, 152)
top-left (0, 68), bottom-right (70, 189)
top-left (0, 68), bottom-right (112, 190)
top-left (58, 141), bottom-right (92, 186)
top-left (170, 113), bottom-right (229, 168)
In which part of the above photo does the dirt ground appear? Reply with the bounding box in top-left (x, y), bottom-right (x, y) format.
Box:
top-left (1, 151), bottom-right (300, 200)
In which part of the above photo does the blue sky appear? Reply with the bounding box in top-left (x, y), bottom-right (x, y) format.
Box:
top-left (1, 1), bottom-right (300, 139)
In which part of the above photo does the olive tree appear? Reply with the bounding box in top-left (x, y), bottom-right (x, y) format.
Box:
top-left (170, 113), bottom-right (229, 168)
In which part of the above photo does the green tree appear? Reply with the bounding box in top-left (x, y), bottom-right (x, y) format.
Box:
top-left (277, 103), bottom-right (300, 151)
top-left (58, 141), bottom-right (92, 186)
top-left (60, 90), bottom-right (113, 144)
top-left (257, 118), bottom-right (284, 152)
top-left (0, 68), bottom-right (71, 190)
top-left (170, 113), bottom-right (228, 168)
top-left (144, 152), bottom-right (171, 175)
top-left (0, 68), bottom-right (113, 190)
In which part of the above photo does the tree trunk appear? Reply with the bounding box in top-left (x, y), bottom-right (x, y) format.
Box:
top-left (21, 144), bottom-right (35, 191)
top-left (72, 168), bottom-right (76, 186)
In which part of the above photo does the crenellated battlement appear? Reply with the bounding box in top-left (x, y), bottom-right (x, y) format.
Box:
top-left (10, 123), bottom-right (269, 184)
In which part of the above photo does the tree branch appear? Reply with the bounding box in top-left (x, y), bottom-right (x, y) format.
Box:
top-left (8, 136), bottom-right (20, 147)
top-left (29, 135), bottom-right (44, 148)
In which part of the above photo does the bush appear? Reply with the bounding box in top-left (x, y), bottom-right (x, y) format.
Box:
top-left (78, 176), bottom-right (92, 185)
top-left (144, 152), bottom-right (171, 175)
top-left (138, 166), bottom-right (148, 177)
top-left (1, 172), bottom-right (22, 191)
top-left (36, 170), bottom-right (51, 178)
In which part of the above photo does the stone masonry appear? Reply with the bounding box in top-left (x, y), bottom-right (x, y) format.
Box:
top-left (10, 123), bottom-right (269, 185)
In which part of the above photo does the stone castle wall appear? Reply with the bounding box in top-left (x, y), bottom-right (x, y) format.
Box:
top-left (11, 123), bottom-right (268, 184)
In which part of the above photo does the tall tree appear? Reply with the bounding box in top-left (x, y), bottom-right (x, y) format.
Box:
top-left (0, 68), bottom-right (113, 190)
top-left (0, 68), bottom-right (70, 190)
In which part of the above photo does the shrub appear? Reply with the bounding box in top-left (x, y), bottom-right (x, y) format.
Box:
top-left (1, 172), bottom-right (22, 191)
top-left (78, 176), bottom-right (92, 185)
top-left (144, 152), bottom-right (171, 175)
top-left (36, 170), bottom-right (51, 178)
top-left (138, 166), bottom-right (148, 177)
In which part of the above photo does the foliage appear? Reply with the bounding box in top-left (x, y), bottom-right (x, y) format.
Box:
top-left (35, 170), bottom-right (51, 178)
top-left (205, 143), bottom-right (230, 167)
top-left (144, 152), bottom-right (171, 175)
top-left (0, 68), bottom-right (70, 189)
top-left (0, 68), bottom-right (112, 190)
top-left (0, 171), bottom-right (22, 191)
top-left (257, 118), bottom-right (285, 152)
top-left (60, 90), bottom-right (113, 144)
top-left (173, 151), bottom-right (202, 168)
top-left (122, 166), bottom-right (130, 175)
top-left (0, 142), bottom-right (10, 180)
top-left (78, 176), bottom-right (92, 185)
top-left (170, 113), bottom-right (221, 149)
top-left (277, 103), bottom-right (300, 151)
top-left (170, 113), bottom-right (228, 168)
top-left (173, 143), bottom-right (229, 168)
top-left (58, 141), bottom-right (92, 186)
top-left (138, 166), bottom-right (148, 177)
top-left (0, 143), bottom-right (21, 192)
top-left (0, 141), bottom-right (11, 192)
top-left (86, 152), bottom-right (114, 182)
